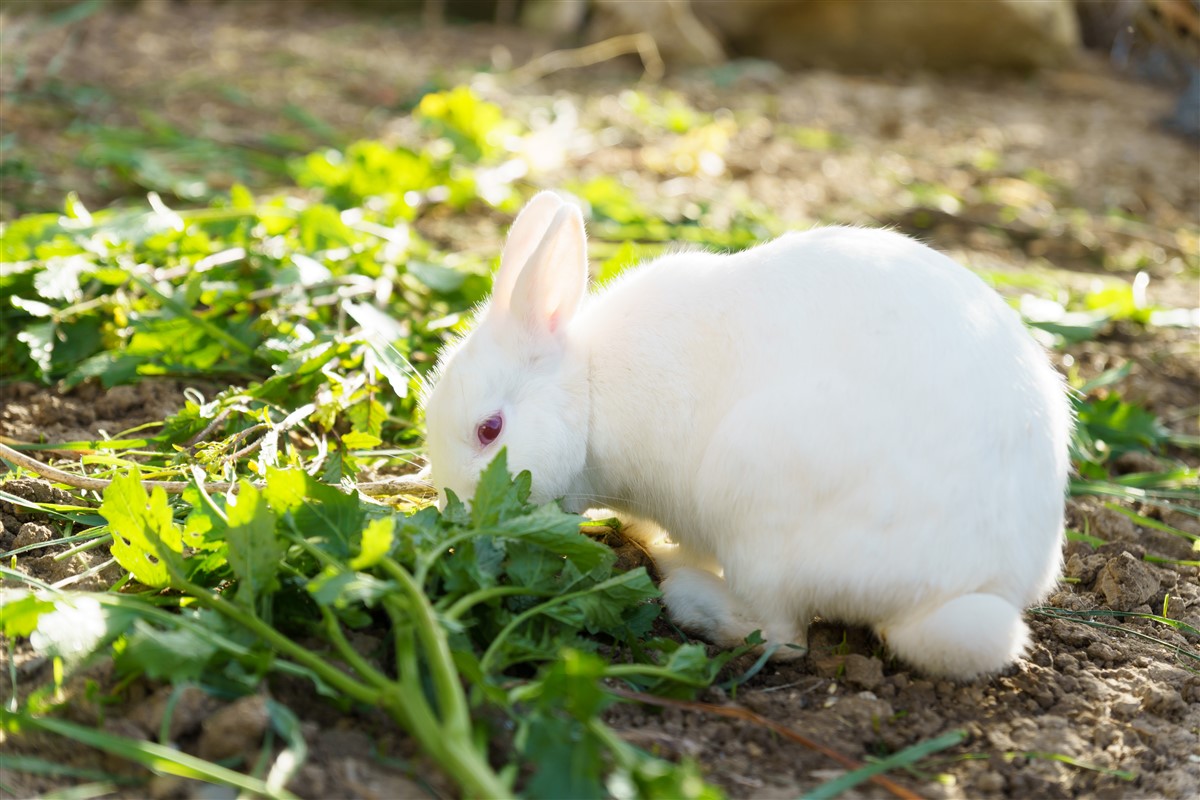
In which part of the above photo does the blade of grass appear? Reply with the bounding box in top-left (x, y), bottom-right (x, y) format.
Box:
top-left (1102, 502), bottom-right (1199, 543)
top-left (800, 729), bottom-right (967, 800)
top-left (1012, 751), bottom-right (1136, 780)
top-left (606, 685), bottom-right (922, 800)
top-left (0, 754), bottom-right (139, 785)
top-left (1028, 608), bottom-right (1200, 663)
top-left (41, 782), bottom-right (120, 800)
top-left (0, 709), bottom-right (298, 800)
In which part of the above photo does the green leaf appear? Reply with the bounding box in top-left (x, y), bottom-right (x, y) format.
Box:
top-left (490, 505), bottom-right (614, 574)
top-left (557, 570), bottom-right (660, 632)
top-left (0, 708), bottom-right (299, 800)
top-left (100, 471), bottom-right (183, 589)
top-left (225, 481), bottom-right (283, 608)
top-left (2, 592), bottom-right (57, 638)
top-left (262, 467), bottom-right (309, 515)
top-left (307, 568), bottom-right (395, 609)
top-left (341, 431), bottom-right (382, 450)
top-left (349, 516), bottom-right (394, 570)
top-left (1076, 393), bottom-right (1171, 457)
top-left (230, 183), bottom-right (255, 209)
top-left (470, 449), bottom-right (533, 527)
top-left (117, 619), bottom-right (220, 681)
top-left (408, 261), bottom-right (468, 293)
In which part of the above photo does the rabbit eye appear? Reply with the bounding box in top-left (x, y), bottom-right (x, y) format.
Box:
top-left (476, 413), bottom-right (503, 446)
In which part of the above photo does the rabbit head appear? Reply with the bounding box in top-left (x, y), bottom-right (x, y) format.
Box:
top-left (422, 192), bottom-right (591, 509)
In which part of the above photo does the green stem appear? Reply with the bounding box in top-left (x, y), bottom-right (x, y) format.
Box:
top-left (379, 601), bottom-right (511, 800)
top-left (603, 664), bottom-right (711, 687)
top-left (479, 572), bottom-right (643, 674)
top-left (318, 606), bottom-right (391, 691)
top-left (379, 558), bottom-right (470, 739)
top-left (441, 585), bottom-right (557, 621)
top-left (167, 569), bottom-right (379, 706)
top-left (381, 607), bottom-right (438, 735)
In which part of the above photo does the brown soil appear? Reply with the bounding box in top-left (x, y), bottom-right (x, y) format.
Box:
top-left (2, 3), bottom-right (1198, 799)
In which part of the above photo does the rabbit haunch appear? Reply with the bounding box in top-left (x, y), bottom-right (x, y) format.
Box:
top-left (422, 191), bottom-right (1072, 680)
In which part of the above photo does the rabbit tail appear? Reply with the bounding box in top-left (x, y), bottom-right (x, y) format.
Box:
top-left (879, 593), bottom-right (1029, 679)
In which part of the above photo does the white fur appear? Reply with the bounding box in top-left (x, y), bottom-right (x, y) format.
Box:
top-left (423, 192), bottom-right (1072, 680)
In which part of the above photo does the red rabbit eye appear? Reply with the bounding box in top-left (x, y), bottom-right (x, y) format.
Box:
top-left (476, 413), bottom-right (503, 446)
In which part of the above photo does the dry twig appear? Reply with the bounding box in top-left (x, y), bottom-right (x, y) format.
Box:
top-left (509, 33), bottom-right (665, 85)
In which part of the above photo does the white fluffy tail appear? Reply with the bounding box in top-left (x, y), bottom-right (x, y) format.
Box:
top-left (880, 593), bottom-right (1029, 679)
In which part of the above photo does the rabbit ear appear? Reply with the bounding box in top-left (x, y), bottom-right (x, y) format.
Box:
top-left (493, 192), bottom-right (566, 310)
top-left (507, 202), bottom-right (587, 336)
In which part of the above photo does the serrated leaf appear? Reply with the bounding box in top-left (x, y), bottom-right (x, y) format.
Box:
top-left (520, 650), bottom-right (610, 800)
top-left (349, 516), bottom-right (394, 570)
top-left (225, 481), bottom-right (283, 608)
top-left (100, 471), bottom-right (183, 588)
top-left (470, 449), bottom-right (532, 526)
top-left (558, 570), bottom-right (660, 633)
top-left (182, 485), bottom-right (228, 551)
top-left (490, 505), bottom-right (613, 574)
top-left (346, 397), bottom-right (387, 441)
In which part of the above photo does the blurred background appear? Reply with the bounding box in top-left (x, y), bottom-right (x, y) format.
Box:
top-left (2, 0), bottom-right (1197, 220)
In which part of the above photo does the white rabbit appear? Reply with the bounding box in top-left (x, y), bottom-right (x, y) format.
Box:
top-left (422, 191), bottom-right (1072, 679)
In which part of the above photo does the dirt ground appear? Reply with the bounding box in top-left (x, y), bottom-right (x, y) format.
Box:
top-left (2, 2), bottom-right (1199, 799)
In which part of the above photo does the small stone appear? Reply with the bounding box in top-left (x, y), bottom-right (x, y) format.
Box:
top-left (1094, 553), bottom-right (1159, 611)
top-left (1110, 695), bottom-right (1141, 720)
top-left (198, 694), bottom-right (270, 763)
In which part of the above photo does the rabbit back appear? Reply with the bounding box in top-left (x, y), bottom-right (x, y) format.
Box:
top-left (576, 226), bottom-right (1070, 630)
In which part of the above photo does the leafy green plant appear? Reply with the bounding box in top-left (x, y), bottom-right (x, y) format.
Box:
top-left (5, 452), bottom-right (724, 798)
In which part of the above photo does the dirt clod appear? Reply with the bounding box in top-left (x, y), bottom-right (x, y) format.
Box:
top-left (129, 685), bottom-right (221, 743)
top-left (197, 694), bottom-right (270, 764)
top-left (13, 522), bottom-right (55, 550)
top-left (1094, 552), bottom-right (1161, 610)
top-left (1, 479), bottom-right (80, 509)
